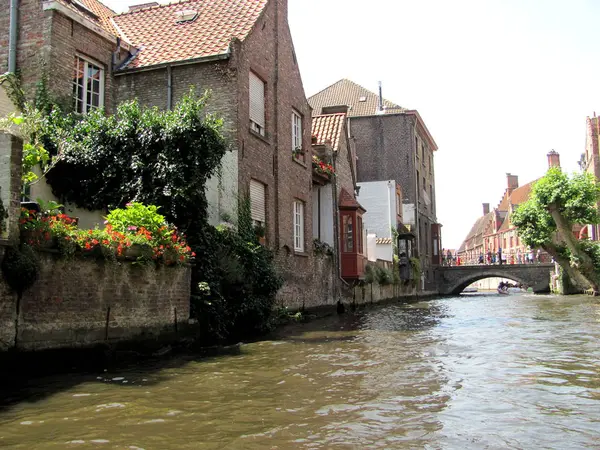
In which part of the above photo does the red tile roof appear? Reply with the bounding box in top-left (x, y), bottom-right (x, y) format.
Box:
top-left (311, 113), bottom-right (346, 151)
top-left (53, 0), bottom-right (117, 35)
top-left (339, 188), bottom-right (365, 211)
top-left (79, 0), bottom-right (118, 34)
top-left (112, 0), bottom-right (268, 69)
top-left (509, 180), bottom-right (536, 206)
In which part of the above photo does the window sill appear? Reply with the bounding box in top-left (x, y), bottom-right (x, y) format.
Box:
top-left (249, 128), bottom-right (269, 144)
top-left (292, 156), bottom-right (307, 168)
top-left (294, 250), bottom-right (309, 257)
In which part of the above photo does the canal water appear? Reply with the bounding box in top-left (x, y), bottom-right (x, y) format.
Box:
top-left (1, 292), bottom-right (600, 449)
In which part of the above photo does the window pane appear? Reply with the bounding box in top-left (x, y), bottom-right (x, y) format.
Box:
top-left (343, 215), bottom-right (353, 252)
top-left (73, 56), bottom-right (103, 113)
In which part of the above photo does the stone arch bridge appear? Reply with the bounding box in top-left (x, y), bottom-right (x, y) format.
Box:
top-left (436, 264), bottom-right (554, 295)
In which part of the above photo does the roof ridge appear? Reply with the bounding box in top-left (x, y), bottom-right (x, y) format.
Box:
top-left (115, 0), bottom-right (193, 17)
top-left (308, 78), bottom-right (348, 99)
top-left (309, 78), bottom-right (403, 111)
top-left (313, 112), bottom-right (347, 118)
top-left (86, 0), bottom-right (117, 16)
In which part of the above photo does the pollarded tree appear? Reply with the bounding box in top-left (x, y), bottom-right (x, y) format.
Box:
top-left (511, 167), bottom-right (600, 292)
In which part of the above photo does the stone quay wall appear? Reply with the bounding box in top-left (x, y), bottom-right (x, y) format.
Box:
top-left (0, 248), bottom-right (191, 352)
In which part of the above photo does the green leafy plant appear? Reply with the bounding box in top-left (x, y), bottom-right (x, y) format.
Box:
top-left (1, 244), bottom-right (39, 294)
top-left (410, 257), bottom-right (421, 287)
top-left (313, 238), bottom-right (334, 256)
top-left (105, 202), bottom-right (166, 234)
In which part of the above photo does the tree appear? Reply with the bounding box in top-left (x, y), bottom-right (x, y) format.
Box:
top-left (511, 167), bottom-right (600, 292)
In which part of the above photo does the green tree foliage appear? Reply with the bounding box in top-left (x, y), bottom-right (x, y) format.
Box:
top-left (23, 90), bottom-right (282, 343)
top-left (511, 167), bottom-right (600, 291)
top-left (45, 90), bottom-right (226, 234)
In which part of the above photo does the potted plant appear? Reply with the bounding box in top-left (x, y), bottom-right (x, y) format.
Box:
top-left (19, 207), bottom-right (53, 248)
top-left (292, 146), bottom-right (305, 160)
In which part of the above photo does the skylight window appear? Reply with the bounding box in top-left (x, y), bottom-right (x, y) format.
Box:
top-left (174, 9), bottom-right (198, 23)
top-left (359, 96), bottom-right (367, 102)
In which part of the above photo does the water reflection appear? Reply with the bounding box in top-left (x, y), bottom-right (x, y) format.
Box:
top-left (0, 293), bottom-right (599, 449)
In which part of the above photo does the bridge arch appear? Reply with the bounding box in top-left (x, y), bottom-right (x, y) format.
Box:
top-left (436, 264), bottom-right (553, 295)
top-left (450, 272), bottom-right (529, 295)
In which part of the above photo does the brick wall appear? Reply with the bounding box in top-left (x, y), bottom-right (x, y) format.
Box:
top-left (48, 10), bottom-right (117, 111)
top-left (276, 253), bottom-right (335, 309)
top-left (351, 113), bottom-right (438, 282)
top-left (114, 61), bottom-right (239, 225)
top-left (0, 250), bottom-right (191, 351)
top-left (0, 0), bottom-right (53, 95)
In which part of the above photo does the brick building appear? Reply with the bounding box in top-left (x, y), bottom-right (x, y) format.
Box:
top-left (1, 0), bottom-right (333, 308)
top-left (579, 114), bottom-right (600, 240)
top-left (458, 151), bottom-right (560, 265)
top-left (311, 111), bottom-right (366, 288)
top-left (309, 79), bottom-right (441, 287)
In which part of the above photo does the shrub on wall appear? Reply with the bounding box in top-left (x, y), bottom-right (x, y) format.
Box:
top-left (191, 197), bottom-right (283, 343)
top-left (18, 90), bottom-right (283, 344)
top-left (1, 245), bottom-right (38, 294)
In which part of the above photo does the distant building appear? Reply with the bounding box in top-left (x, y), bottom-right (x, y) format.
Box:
top-left (309, 79), bottom-right (442, 287)
top-left (356, 180), bottom-right (403, 262)
top-left (579, 114), bottom-right (600, 240)
top-left (458, 152), bottom-right (560, 264)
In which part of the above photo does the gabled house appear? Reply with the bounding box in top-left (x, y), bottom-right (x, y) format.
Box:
top-left (2, 0), bottom-right (328, 308)
top-left (309, 79), bottom-right (442, 288)
top-left (311, 111), bottom-right (366, 284)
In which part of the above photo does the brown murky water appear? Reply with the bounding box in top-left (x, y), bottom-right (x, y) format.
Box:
top-left (1, 292), bottom-right (600, 449)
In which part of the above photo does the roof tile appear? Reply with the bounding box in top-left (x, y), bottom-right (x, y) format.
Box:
top-left (308, 79), bottom-right (405, 118)
top-left (311, 113), bottom-right (345, 151)
top-left (112, 0), bottom-right (268, 69)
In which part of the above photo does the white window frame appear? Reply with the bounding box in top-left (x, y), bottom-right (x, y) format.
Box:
top-left (292, 110), bottom-right (302, 152)
top-left (72, 54), bottom-right (105, 114)
top-left (293, 200), bottom-right (304, 252)
top-left (249, 71), bottom-right (265, 136)
top-left (249, 179), bottom-right (266, 226)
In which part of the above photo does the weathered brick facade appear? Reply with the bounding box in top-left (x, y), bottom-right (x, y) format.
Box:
top-left (0, 249), bottom-right (191, 351)
top-left (350, 113), bottom-right (438, 283)
top-left (1, 0), bottom-right (332, 308)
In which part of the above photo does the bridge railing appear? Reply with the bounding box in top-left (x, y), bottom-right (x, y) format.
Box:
top-left (443, 250), bottom-right (552, 267)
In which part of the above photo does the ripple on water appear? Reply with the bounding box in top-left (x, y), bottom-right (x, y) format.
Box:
top-left (1, 293), bottom-right (600, 449)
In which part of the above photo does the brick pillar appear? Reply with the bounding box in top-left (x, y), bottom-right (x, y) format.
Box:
top-left (0, 132), bottom-right (23, 244)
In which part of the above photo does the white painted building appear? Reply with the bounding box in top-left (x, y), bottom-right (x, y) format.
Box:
top-left (357, 180), bottom-right (403, 262)
top-left (312, 184), bottom-right (334, 246)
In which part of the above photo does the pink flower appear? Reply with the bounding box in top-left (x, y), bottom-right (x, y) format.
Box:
top-left (128, 225), bottom-right (137, 231)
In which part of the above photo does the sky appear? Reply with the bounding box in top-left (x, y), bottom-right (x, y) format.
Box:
top-left (103, 0), bottom-right (600, 249)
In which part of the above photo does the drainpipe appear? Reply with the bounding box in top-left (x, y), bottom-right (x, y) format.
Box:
top-left (387, 180), bottom-right (393, 260)
top-left (412, 117), bottom-right (420, 257)
top-left (412, 117), bottom-right (422, 289)
top-left (8, 0), bottom-right (19, 73)
top-left (273, 0), bottom-right (280, 249)
top-left (166, 65), bottom-right (173, 110)
top-left (331, 147), bottom-right (341, 299)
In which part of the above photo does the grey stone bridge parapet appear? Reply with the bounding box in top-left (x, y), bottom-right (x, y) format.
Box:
top-left (435, 264), bottom-right (555, 295)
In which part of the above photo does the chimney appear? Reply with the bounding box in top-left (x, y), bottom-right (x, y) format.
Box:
top-left (129, 2), bottom-right (159, 12)
top-left (482, 203), bottom-right (490, 215)
top-left (547, 149), bottom-right (560, 169)
top-left (506, 173), bottom-right (519, 194)
top-left (376, 81), bottom-right (384, 114)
